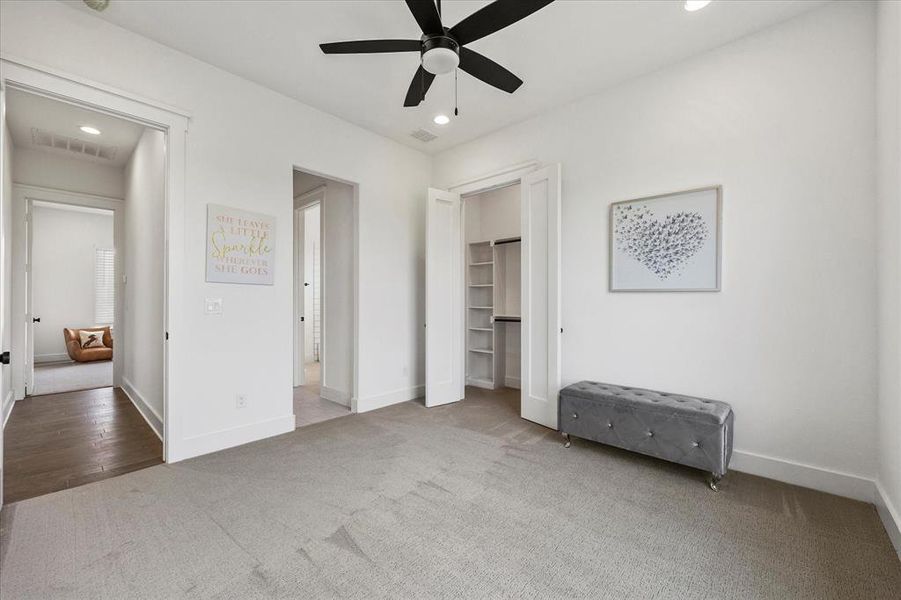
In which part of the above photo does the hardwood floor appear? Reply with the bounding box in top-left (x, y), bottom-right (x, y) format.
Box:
top-left (3, 387), bottom-right (163, 505)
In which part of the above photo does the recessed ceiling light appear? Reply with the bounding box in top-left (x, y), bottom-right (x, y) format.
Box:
top-left (433, 114), bottom-right (450, 126)
top-left (684, 0), bottom-right (712, 11)
top-left (79, 126), bottom-right (101, 135)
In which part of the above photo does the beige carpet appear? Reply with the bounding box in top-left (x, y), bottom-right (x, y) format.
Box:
top-left (31, 360), bottom-right (113, 396)
top-left (1, 387), bottom-right (898, 599)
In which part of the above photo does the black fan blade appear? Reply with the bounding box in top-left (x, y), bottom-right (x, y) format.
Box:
top-left (403, 66), bottom-right (436, 107)
top-left (405, 0), bottom-right (443, 35)
top-left (450, 0), bottom-right (555, 46)
top-left (459, 47), bottom-right (522, 94)
top-left (320, 39), bottom-right (421, 54)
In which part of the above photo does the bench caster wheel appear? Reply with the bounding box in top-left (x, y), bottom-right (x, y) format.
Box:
top-left (562, 432), bottom-right (571, 449)
top-left (709, 473), bottom-right (723, 492)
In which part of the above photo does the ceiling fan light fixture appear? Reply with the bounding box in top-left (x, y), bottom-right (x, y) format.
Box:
top-left (421, 47), bottom-right (459, 75)
top-left (433, 114), bottom-right (450, 125)
top-left (684, 1), bottom-right (712, 11)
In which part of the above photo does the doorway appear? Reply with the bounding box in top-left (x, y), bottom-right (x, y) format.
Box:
top-left (425, 163), bottom-right (562, 429)
top-left (292, 169), bottom-right (356, 428)
top-left (1, 87), bottom-right (167, 504)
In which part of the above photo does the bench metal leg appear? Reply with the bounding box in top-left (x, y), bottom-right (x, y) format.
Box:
top-left (562, 432), bottom-right (571, 448)
top-left (708, 473), bottom-right (723, 492)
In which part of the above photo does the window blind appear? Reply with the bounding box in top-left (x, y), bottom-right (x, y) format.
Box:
top-left (94, 247), bottom-right (115, 325)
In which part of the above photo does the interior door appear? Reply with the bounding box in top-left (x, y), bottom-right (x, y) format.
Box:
top-left (425, 187), bottom-right (463, 407)
top-left (0, 86), bottom-right (8, 505)
top-left (521, 164), bottom-right (561, 429)
top-left (24, 198), bottom-right (34, 396)
top-left (293, 207), bottom-right (305, 386)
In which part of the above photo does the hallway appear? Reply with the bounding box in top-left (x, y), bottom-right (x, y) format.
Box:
top-left (3, 387), bottom-right (162, 504)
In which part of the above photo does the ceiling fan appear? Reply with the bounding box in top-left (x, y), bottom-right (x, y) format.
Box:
top-left (320, 0), bottom-right (556, 108)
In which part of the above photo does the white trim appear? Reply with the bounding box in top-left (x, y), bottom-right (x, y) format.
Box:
top-left (358, 384), bottom-right (424, 413)
top-left (504, 376), bottom-right (521, 389)
top-left (178, 415), bottom-right (295, 461)
top-left (33, 353), bottom-right (70, 364)
top-left (875, 480), bottom-right (901, 559)
top-left (731, 449), bottom-right (876, 503)
top-left (320, 385), bottom-right (351, 408)
top-left (1, 391), bottom-right (13, 428)
top-left (0, 54), bottom-right (192, 119)
top-left (121, 377), bottom-right (163, 440)
top-left (448, 160), bottom-right (540, 196)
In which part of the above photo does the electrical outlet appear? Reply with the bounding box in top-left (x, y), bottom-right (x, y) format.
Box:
top-left (236, 394), bottom-right (247, 409)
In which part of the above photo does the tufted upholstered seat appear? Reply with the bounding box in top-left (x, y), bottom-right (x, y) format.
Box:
top-left (559, 381), bottom-right (734, 490)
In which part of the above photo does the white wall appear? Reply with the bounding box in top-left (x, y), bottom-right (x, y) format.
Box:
top-left (0, 0), bottom-right (430, 459)
top-left (30, 204), bottom-right (113, 361)
top-left (295, 174), bottom-right (354, 402)
top-left (12, 147), bottom-right (125, 198)
top-left (435, 1), bottom-right (879, 494)
top-left (122, 128), bottom-right (165, 429)
top-left (876, 0), bottom-right (901, 554)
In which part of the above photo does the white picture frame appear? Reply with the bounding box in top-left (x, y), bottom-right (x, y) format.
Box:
top-left (206, 204), bottom-right (276, 285)
top-left (610, 186), bottom-right (722, 292)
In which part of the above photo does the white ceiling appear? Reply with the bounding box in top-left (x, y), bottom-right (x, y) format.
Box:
top-left (63, 0), bottom-right (827, 154)
top-left (6, 88), bottom-right (144, 167)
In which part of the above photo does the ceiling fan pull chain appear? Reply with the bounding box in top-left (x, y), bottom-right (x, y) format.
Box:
top-left (454, 68), bottom-right (459, 116)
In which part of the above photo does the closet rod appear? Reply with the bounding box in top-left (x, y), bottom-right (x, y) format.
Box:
top-left (493, 236), bottom-right (521, 246)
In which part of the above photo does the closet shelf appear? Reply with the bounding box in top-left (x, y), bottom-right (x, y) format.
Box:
top-left (468, 327), bottom-right (493, 332)
top-left (469, 306), bottom-right (493, 310)
top-left (468, 348), bottom-right (494, 354)
top-left (469, 261), bottom-right (493, 266)
top-left (469, 283), bottom-right (493, 288)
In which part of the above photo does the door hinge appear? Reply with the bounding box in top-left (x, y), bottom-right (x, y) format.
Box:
top-left (165, 331), bottom-right (169, 341)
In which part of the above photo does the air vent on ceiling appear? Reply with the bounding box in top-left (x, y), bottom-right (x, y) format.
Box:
top-left (31, 128), bottom-right (118, 161)
top-left (410, 128), bottom-right (438, 143)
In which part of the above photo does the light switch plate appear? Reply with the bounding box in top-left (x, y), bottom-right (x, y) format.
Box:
top-left (205, 298), bottom-right (223, 315)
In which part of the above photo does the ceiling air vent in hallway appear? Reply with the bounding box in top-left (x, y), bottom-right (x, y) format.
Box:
top-left (31, 128), bottom-right (118, 161)
top-left (410, 128), bottom-right (438, 143)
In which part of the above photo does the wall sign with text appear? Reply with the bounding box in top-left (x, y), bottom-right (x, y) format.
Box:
top-left (206, 204), bottom-right (276, 285)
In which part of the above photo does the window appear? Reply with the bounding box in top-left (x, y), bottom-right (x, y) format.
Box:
top-left (94, 247), bottom-right (115, 325)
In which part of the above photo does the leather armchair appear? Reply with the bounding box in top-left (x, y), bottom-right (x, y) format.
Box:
top-left (64, 327), bottom-right (113, 362)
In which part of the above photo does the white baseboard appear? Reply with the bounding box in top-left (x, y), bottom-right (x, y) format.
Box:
top-left (2, 390), bottom-right (14, 429)
top-left (875, 480), bottom-right (901, 559)
top-left (320, 385), bottom-right (351, 407)
top-left (34, 353), bottom-right (71, 364)
top-left (171, 414), bottom-right (295, 463)
top-left (504, 376), bottom-right (521, 389)
top-left (121, 377), bottom-right (163, 440)
top-left (730, 449), bottom-right (876, 503)
top-left (357, 384), bottom-right (424, 413)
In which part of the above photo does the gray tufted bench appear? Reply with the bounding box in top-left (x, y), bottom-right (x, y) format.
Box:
top-left (559, 381), bottom-right (734, 490)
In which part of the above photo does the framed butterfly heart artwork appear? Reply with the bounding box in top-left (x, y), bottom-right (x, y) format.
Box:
top-left (610, 186), bottom-right (722, 292)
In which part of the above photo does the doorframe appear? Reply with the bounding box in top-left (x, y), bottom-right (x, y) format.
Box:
top-left (293, 187), bottom-right (324, 388)
top-left (444, 160), bottom-right (562, 423)
top-left (291, 170), bottom-right (359, 413)
top-left (14, 186), bottom-right (123, 397)
top-left (0, 55), bottom-right (190, 463)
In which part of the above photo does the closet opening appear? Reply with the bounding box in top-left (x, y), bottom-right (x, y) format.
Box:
top-left (463, 183), bottom-right (522, 416)
top-left (292, 169), bottom-right (356, 428)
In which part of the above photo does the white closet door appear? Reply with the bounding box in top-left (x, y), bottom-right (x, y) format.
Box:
top-left (521, 164), bottom-right (561, 429)
top-left (426, 187), bottom-right (464, 407)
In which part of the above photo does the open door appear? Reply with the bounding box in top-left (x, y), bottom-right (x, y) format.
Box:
top-left (293, 207), bottom-right (305, 386)
top-left (425, 187), bottom-right (464, 407)
top-left (24, 199), bottom-right (34, 395)
top-left (521, 164), bottom-right (561, 429)
top-left (0, 85), bottom-right (8, 505)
